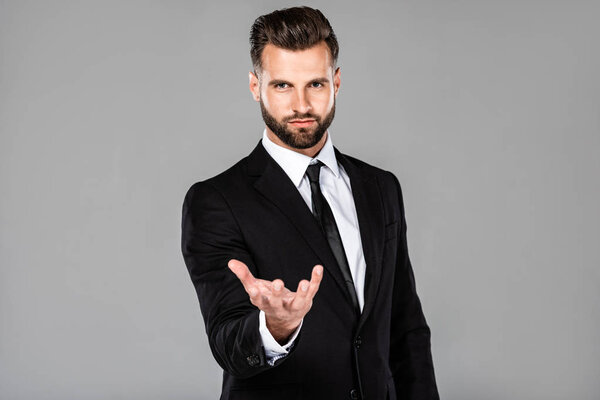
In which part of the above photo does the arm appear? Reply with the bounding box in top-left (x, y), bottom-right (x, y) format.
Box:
top-left (388, 173), bottom-right (440, 400)
top-left (181, 181), bottom-right (277, 378)
top-left (181, 181), bottom-right (320, 377)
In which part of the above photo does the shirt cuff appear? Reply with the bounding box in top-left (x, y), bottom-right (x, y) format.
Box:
top-left (259, 310), bottom-right (303, 365)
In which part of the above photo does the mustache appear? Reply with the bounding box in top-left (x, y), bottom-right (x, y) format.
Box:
top-left (284, 114), bottom-right (319, 122)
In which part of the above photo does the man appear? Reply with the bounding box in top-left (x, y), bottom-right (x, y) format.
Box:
top-left (181, 6), bottom-right (439, 400)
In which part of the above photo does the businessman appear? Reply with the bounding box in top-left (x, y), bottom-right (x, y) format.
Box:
top-left (181, 6), bottom-right (439, 400)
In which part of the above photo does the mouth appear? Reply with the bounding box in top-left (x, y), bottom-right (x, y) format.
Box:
top-left (288, 119), bottom-right (316, 127)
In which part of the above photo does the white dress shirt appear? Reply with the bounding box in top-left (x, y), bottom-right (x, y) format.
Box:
top-left (258, 128), bottom-right (368, 365)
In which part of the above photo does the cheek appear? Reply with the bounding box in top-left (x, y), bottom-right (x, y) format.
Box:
top-left (263, 92), bottom-right (290, 114)
top-left (315, 91), bottom-right (334, 111)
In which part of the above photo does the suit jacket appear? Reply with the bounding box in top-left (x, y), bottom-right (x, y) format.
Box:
top-left (181, 139), bottom-right (439, 400)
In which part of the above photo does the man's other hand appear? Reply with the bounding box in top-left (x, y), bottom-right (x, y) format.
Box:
top-left (227, 259), bottom-right (323, 344)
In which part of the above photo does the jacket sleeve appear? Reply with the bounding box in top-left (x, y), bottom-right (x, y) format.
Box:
top-left (181, 180), bottom-right (295, 378)
top-left (388, 172), bottom-right (440, 400)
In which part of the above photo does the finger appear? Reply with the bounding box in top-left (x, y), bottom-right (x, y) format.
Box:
top-left (281, 291), bottom-right (295, 307)
top-left (295, 279), bottom-right (310, 296)
top-left (288, 279), bottom-right (310, 311)
top-left (271, 278), bottom-right (285, 296)
top-left (266, 279), bottom-right (284, 308)
top-left (278, 284), bottom-right (294, 307)
top-left (289, 264), bottom-right (323, 309)
top-left (306, 265), bottom-right (324, 299)
top-left (253, 278), bottom-right (288, 300)
top-left (228, 259), bottom-right (270, 306)
top-left (254, 278), bottom-right (274, 293)
top-left (247, 284), bottom-right (269, 309)
top-left (245, 278), bottom-right (274, 307)
top-left (228, 259), bottom-right (257, 290)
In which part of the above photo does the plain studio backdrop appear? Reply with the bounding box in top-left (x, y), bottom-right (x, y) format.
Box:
top-left (1, 1), bottom-right (599, 399)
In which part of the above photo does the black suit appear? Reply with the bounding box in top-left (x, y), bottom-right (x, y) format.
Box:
top-left (181, 139), bottom-right (439, 400)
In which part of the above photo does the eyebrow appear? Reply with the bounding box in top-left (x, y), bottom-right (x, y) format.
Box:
top-left (269, 77), bottom-right (330, 86)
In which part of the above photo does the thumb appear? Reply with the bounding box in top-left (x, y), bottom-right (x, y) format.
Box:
top-left (227, 259), bottom-right (254, 285)
top-left (228, 259), bottom-right (245, 271)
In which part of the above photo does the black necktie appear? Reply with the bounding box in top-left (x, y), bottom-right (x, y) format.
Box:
top-left (305, 160), bottom-right (360, 315)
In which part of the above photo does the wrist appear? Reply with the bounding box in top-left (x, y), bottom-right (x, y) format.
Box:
top-left (265, 315), bottom-right (300, 344)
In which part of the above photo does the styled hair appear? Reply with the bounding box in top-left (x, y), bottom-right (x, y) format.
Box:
top-left (249, 6), bottom-right (339, 76)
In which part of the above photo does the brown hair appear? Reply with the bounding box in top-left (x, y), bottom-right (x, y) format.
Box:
top-left (249, 6), bottom-right (339, 75)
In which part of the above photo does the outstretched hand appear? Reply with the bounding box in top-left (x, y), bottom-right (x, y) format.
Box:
top-left (228, 259), bottom-right (323, 343)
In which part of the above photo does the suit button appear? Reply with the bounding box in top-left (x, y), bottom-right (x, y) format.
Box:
top-left (246, 354), bottom-right (260, 367)
top-left (350, 388), bottom-right (359, 399)
top-left (354, 336), bottom-right (362, 348)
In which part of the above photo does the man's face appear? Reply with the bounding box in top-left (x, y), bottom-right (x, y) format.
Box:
top-left (249, 41), bottom-right (341, 150)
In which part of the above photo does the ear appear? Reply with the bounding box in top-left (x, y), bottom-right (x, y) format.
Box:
top-left (248, 70), bottom-right (260, 102)
top-left (333, 66), bottom-right (341, 98)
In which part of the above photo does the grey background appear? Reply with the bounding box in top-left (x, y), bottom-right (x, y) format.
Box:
top-left (1, 1), bottom-right (599, 399)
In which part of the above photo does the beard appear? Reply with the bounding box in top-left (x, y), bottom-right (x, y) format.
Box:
top-left (260, 97), bottom-right (336, 149)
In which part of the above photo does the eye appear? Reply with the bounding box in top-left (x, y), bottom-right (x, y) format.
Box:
top-left (311, 82), bottom-right (323, 88)
top-left (275, 83), bottom-right (289, 89)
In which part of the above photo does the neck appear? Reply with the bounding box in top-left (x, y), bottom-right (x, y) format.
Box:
top-left (266, 128), bottom-right (327, 158)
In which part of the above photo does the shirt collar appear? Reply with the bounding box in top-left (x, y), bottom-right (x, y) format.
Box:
top-left (261, 128), bottom-right (340, 188)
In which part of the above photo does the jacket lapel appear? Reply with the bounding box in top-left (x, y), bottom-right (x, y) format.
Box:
top-left (247, 140), bottom-right (355, 308)
top-left (334, 147), bottom-right (385, 330)
top-left (247, 139), bottom-right (386, 325)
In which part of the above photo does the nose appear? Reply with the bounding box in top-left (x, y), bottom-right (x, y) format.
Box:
top-left (291, 89), bottom-right (312, 114)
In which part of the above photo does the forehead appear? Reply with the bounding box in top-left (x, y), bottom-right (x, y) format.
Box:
top-left (260, 41), bottom-right (333, 79)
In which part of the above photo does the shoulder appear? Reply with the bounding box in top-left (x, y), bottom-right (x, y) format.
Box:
top-left (182, 155), bottom-right (252, 215)
top-left (339, 151), bottom-right (403, 198)
top-left (185, 153), bottom-right (251, 196)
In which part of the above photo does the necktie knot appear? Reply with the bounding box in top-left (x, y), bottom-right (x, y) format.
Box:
top-left (306, 160), bottom-right (325, 184)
